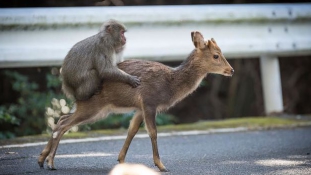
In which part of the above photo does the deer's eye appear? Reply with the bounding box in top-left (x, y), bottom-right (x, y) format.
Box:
top-left (213, 55), bottom-right (219, 59)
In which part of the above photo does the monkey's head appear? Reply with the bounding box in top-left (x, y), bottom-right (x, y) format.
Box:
top-left (100, 19), bottom-right (127, 50)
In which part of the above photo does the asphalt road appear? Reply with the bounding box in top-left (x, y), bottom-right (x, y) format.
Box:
top-left (1, 127), bottom-right (311, 175)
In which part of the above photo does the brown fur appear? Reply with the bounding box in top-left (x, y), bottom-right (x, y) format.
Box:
top-left (38, 31), bottom-right (234, 172)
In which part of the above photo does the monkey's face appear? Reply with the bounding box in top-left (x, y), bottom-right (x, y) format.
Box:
top-left (102, 19), bottom-right (127, 50)
top-left (120, 30), bottom-right (126, 46)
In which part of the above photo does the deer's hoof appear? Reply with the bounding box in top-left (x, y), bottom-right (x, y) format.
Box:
top-left (117, 159), bottom-right (124, 163)
top-left (47, 165), bottom-right (56, 170)
top-left (159, 167), bottom-right (169, 172)
top-left (38, 161), bottom-right (44, 168)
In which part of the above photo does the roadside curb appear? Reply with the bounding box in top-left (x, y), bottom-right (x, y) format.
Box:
top-left (2, 123), bottom-right (311, 149)
top-left (0, 127), bottom-right (248, 149)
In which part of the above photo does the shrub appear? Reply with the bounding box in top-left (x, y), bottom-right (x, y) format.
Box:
top-left (82, 112), bottom-right (177, 130)
top-left (0, 69), bottom-right (177, 139)
top-left (0, 70), bottom-right (70, 139)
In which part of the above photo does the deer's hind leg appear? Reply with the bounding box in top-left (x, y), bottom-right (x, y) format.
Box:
top-left (38, 114), bottom-right (71, 168)
top-left (39, 104), bottom-right (106, 170)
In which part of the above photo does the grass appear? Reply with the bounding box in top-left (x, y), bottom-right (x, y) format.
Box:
top-left (157, 116), bottom-right (308, 131)
top-left (1, 116), bottom-right (310, 146)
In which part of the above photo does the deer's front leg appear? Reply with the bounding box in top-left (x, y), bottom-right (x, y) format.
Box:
top-left (143, 107), bottom-right (168, 172)
top-left (118, 111), bottom-right (143, 163)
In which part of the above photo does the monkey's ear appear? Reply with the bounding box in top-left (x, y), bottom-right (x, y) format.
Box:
top-left (105, 25), bottom-right (111, 33)
top-left (191, 31), bottom-right (205, 49)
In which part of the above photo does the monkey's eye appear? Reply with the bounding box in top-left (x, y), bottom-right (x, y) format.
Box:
top-left (213, 55), bottom-right (219, 59)
top-left (120, 31), bottom-right (125, 37)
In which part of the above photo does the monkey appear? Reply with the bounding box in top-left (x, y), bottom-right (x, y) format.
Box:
top-left (61, 19), bottom-right (140, 101)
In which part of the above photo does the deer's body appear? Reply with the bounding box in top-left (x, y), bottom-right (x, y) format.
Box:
top-left (38, 31), bottom-right (234, 172)
top-left (92, 53), bottom-right (206, 115)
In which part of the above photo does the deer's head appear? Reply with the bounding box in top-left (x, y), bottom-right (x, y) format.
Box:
top-left (191, 31), bottom-right (234, 77)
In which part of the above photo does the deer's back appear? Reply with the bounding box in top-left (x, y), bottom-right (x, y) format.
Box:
top-left (95, 60), bottom-right (175, 109)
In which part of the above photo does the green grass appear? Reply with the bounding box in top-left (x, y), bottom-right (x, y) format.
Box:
top-left (157, 117), bottom-right (308, 131)
top-left (1, 116), bottom-right (310, 146)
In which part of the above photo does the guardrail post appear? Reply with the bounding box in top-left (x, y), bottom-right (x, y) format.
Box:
top-left (259, 55), bottom-right (284, 114)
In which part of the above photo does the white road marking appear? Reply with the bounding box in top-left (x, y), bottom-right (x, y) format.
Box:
top-left (55, 152), bottom-right (113, 158)
top-left (255, 159), bottom-right (306, 166)
top-left (0, 127), bottom-right (247, 149)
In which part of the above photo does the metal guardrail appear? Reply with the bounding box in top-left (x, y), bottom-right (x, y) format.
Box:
top-left (0, 3), bottom-right (311, 114)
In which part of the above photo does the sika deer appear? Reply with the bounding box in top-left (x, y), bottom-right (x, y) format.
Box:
top-left (38, 31), bottom-right (234, 172)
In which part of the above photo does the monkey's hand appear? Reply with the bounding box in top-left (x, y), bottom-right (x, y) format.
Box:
top-left (129, 75), bottom-right (141, 88)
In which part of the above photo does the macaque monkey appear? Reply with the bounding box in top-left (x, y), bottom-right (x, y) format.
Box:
top-left (61, 19), bottom-right (140, 101)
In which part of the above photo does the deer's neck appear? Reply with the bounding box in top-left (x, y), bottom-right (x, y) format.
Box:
top-left (171, 50), bottom-right (208, 102)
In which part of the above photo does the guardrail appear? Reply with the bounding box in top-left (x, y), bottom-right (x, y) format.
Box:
top-left (1, 3), bottom-right (311, 114)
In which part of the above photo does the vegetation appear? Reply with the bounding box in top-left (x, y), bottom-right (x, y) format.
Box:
top-left (0, 70), bottom-right (69, 139)
top-left (0, 70), bottom-right (176, 139)
top-left (157, 117), bottom-right (310, 131)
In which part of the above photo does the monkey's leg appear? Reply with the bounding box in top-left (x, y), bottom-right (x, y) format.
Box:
top-left (118, 111), bottom-right (143, 163)
top-left (75, 70), bottom-right (100, 101)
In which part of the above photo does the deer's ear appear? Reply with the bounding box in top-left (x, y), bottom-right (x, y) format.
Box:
top-left (208, 40), bottom-right (215, 49)
top-left (191, 31), bottom-right (205, 49)
top-left (211, 38), bottom-right (217, 45)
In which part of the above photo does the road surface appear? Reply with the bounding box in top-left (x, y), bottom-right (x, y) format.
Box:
top-left (1, 127), bottom-right (311, 175)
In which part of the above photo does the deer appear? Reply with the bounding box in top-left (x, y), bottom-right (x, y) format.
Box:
top-left (38, 31), bottom-right (234, 172)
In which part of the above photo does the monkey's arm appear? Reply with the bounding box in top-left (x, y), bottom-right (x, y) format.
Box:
top-left (95, 56), bottom-right (140, 87)
top-left (102, 68), bottom-right (141, 88)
